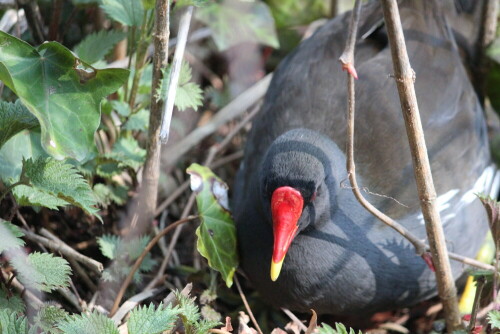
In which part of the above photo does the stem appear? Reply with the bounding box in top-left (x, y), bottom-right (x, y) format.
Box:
top-left (128, 11), bottom-right (150, 109)
top-left (109, 215), bottom-right (197, 316)
top-left (380, 0), bottom-right (462, 330)
top-left (0, 181), bottom-right (25, 203)
top-left (467, 276), bottom-right (485, 333)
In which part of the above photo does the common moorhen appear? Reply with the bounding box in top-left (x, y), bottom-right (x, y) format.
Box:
top-left (234, 0), bottom-right (498, 315)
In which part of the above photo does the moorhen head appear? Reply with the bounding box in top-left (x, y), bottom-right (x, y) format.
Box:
top-left (233, 0), bottom-right (498, 315)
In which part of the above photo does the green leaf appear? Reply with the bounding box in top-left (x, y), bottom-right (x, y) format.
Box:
top-left (13, 184), bottom-right (70, 210)
top-left (97, 234), bottom-right (120, 259)
top-left (127, 303), bottom-right (179, 334)
top-left (0, 309), bottom-right (27, 334)
top-left (100, 0), bottom-right (144, 26)
top-left (0, 290), bottom-right (25, 314)
top-left (187, 163), bottom-right (238, 287)
top-left (0, 220), bottom-right (25, 253)
top-left (176, 0), bottom-right (210, 7)
top-left (105, 136), bottom-right (146, 169)
top-left (142, 0), bottom-right (155, 10)
top-left (111, 100), bottom-right (131, 117)
top-left (74, 30), bottom-right (127, 64)
top-left (10, 252), bottom-right (71, 292)
top-left (0, 31), bottom-right (129, 161)
top-left (57, 311), bottom-right (119, 334)
top-left (158, 62), bottom-right (203, 111)
top-left (22, 157), bottom-right (100, 217)
top-left (93, 183), bottom-right (128, 206)
top-left (489, 310), bottom-right (500, 329)
top-left (32, 304), bottom-right (68, 334)
top-left (317, 323), bottom-right (362, 334)
top-left (123, 108), bottom-right (149, 131)
top-left (0, 100), bottom-right (38, 150)
top-left (196, 1), bottom-right (279, 51)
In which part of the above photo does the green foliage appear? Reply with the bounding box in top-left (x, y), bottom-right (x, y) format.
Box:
top-left (267, 0), bottom-right (328, 29)
top-left (0, 309), bottom-right (27, 334)
top-left (187, 163), bottom-right (238, 287)
top-left (10, 252), bottom-right (71, 292)
top-left (123, 109), bottom-right (149, 131)
top-left (127, 303), bottom-right (179, 334)
top-left (0, 290), bottom-right (25, 314)
top-left (13, 185), bottom-right (70, 210)
top-left (57, 311), bottom-right (119, 334)
top-left (100, 0), bottom-right (144, 27)
top-left (196, 0), bottom-right (279, 51)
top-left (74, 30), bottom-right (127, 64)
top-left (0, 31), bottom-right (128, 161)
top-left (318, 322), bottom-right (362, 334)
top-left (32, 304), bottom-right (69, 334)
top-left (104, 136), bottom-right (146, 170)
top-left (176, 0), bottom-right (210, 7)
top-left (20, 157), bottom-right (100, 217)
top-left (175, 291), bottom-right (220, 334)
top-left (0, 220), bottom-right (25, 253)
top-left (488, 310), bottom-right (500, 329)
top-left (93, 183), bottom-right (128, 207)
top-left (158, 62), bottom-right (203, 112)
top-left (0, 100), bottom-right (38, 150)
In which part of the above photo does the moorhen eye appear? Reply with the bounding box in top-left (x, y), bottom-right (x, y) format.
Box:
top-left (233, 0), bottom-right (495, 316)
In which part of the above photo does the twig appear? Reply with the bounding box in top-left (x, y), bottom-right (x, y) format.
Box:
top-left (338, 0), bottom-right (361, 79)
top-left (0, 270), bottom-right (44, 308)
top-left (234, 275), bottom-right (263, 334)
top-left (281, 308), bottom-right (308, 332)
top-left (109, 215), bottom-right (197, 316)
top-left (57, 287), bottom-right (82, 312)
top-left (111, 286), bottom-right (167, 324)
top-left (380, 0), bottom-right (461, 330)
top-left (15, 0), bottom-right (44, 43)
top-left (159, 6), bottom-right (194, 142)
top-left (66, 257), bottom-right (97, 292)
top-left (467, 276), bottom-right (485, 333)
top-left (21, 228), bottom-right (103, 274)
top-left (185, 50), bottom-right (223, 90)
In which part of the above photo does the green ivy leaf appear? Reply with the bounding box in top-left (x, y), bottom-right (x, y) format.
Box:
top-left (10, 252), bottom-right (71, 292)
top-left (196, 1), bottom-right (279, 51)
top-left (187, 163), bottom-right (238, 287)
top-left (489, 310), bottom-right (500, 329)
top-left (127, 303), bottom-right (179, 334)
top-left (0, 220), bottom-right (25, 253)
top-left (0, 31), bottom-right (129, 161)
top-left (0, 309), bottom-right (27, 334)
top-left (57, 311), bottom-right (119, 334)
top-left (0, 100), bottom-right (38, 150)
top-left (100, 0), bottom-right (144, 27)
top-left (74, 30), bottom-right (127, 64)
top-left (22, 157), bottom-right (100, 217)
top-left (158, 62), bottom-right (203, 111)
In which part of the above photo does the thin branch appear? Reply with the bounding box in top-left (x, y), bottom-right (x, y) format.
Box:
top-left (234, 275), bottom-right (263, 334)
top-left (281, 308), bottom-right (308, 332)
top-left (111, 286), bottom-right (167, 324)
top-left (467, 276), bottom-right (485, 333)
top-left (109, 215), bottom-right (198, 316)
top-left (159, 6), bottom-right (194, 142)
top-left (338, 0), bottom-right (361, 79)
top-left (380, 0), bottom-right (461, 330)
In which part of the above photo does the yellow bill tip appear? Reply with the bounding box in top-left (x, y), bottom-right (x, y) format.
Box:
top-left (270, 258), bottom-right (284, 281)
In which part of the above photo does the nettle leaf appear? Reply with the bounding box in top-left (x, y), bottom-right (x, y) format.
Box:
top-left (0, 220), bottom-right (25, 253)
top-left (105, 136), bottom-right (146, 169)
top-left (57, 311), bottom-right (119, 334)
top-left (100, 0), bottom-right (144, 27)
top-left (317, 323), bottom-right (362, 334)
top-left (22, 157), bottom-right (100, 217)
top-left (187, 163), bottom-right (238, 287)
top-left (196, 1), bottom-right (279, 51)
top-left (32, 304), bottom-right (68, 334)
top-left (489, 310), bottom-right (500, 329)
top-left (97, 234), bottom-right (120, 259)
top-left (0, 290), bottom-right (25, 314)
top-left (158, 62), bottom-right (203, 112)
top-left (93, 183), bottom-right (128, 206)
top-left (0, 309), bottom-right (27, 334)
top-left (0, 100), bottom-right (38, 150)
top-left (127, 303), bottom-right (179, 334)
top-left (123, 108), bottom-right (149, 131)
top-left (10, 252), bottom-right (71, 292)
top-left (0, 31), bottom-right (129, 161)
top-left (13, 184), bottom-right (69, 210)
top-left (74, 30), bottom-right (127, 64)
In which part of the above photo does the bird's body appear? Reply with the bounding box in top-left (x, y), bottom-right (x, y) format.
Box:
top-left (234, 0), bottom-right (496, 315)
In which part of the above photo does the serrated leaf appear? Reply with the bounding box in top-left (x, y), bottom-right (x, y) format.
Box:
top-left (0, 220), bottom-right (25, 253)
top-left (10, 252), bottom-right (71, 292)
top-left (0, 309), bottom-right (27, 334)
top-left (111, 100), bottom-right (131, 117)
top-left (57, 311), bottom-right (119, 334)
top-left (22, 157), bottom-right (100, 217)
top-left (196, 1), bottom-right (279, 51)
top-left (97, 234), bottom-right (120, 259)
top-left (32, 304), bottom-right (68, 334)
top-left (13, 184), bottom-right (70, 210)
top-left (0, 100), bottom-right (38, 150)
top-left (158, 62), bottom-right (204, 111)
top-left (74, 30), bottom-right (126, 64)
top-left (93, 183), bottom-right (128, 206)
top-left (105, 136), bottom-right (146, 169)
top-left (0, 31), bottom-right (129, 161)
top-left (489, 310), bottom-right (500, 329)
top-left (0, 290), bottom-right (25, 314)
top-left (127, 303), bottom-right (179, 334)
top-left (123, 108), bottom-right (149, 131)
top-left (100, 0), bottom-right (144, 26)
top-left (317, 323), bottom-right (362, 334)
top-left (187, 163), bottom-right (238, 287)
